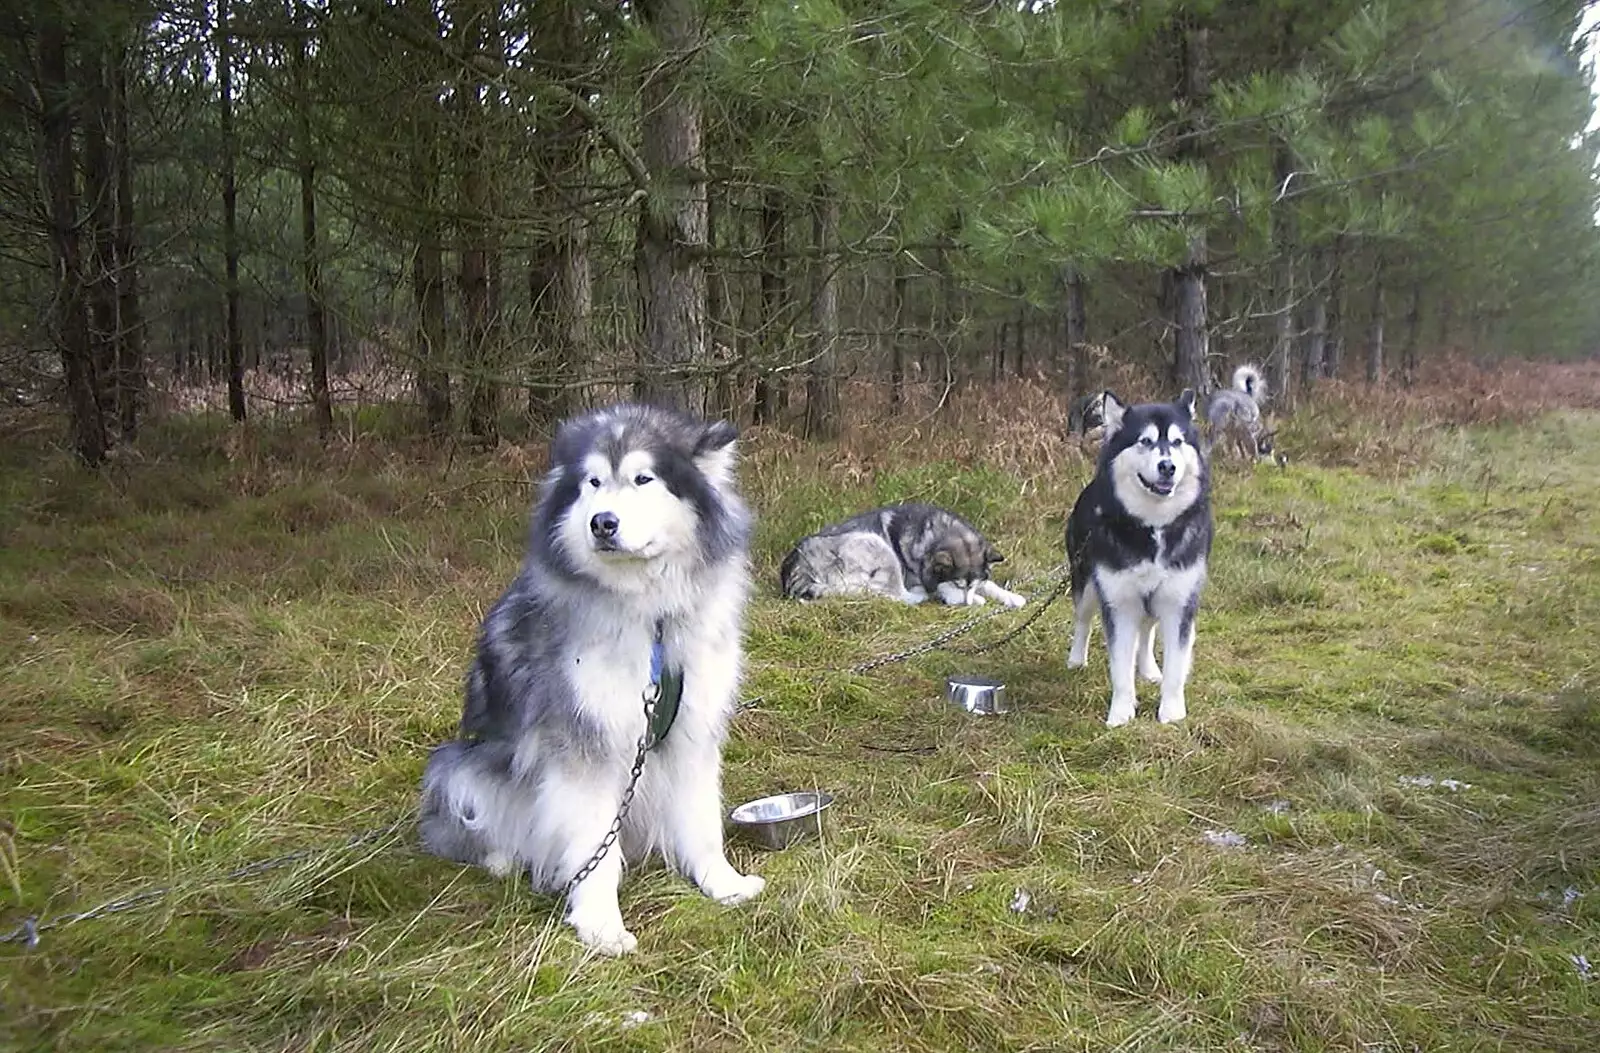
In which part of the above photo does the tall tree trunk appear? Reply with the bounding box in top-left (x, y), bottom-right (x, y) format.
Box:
top-left (455, 0), bottom-right (497, 441)
top-left (1063, 263), bottom-right (1089, 395)
top-left (935, 219), bottom-right (957, 399)
top-left (37, 18), bottom-right (106, 466)
top-left (218, 0), bottom-right (245, 421)
top-left (1012, 302), bottom-right (1026, 378)
top-left (1170, 16), bottom-right (1210, 395)
top-left (635, 0), bottom-right (707, 415)
top-left (82, 47), bottom-right (117, 424)
top-left (1321, 235), bottom-right (1345, 379)
top-left (752, 191), bottom-right (784, 424)
top-left (111, 47), bottom-right (143, 440)
top-left (1302, 269), bottom-right (1327, 390)
top-left (804, 182), bottom-right (840, 440)
top-left (1268, 141), bottom-right (1296, 406)
top-left (890, 254), bottom-right (907, 409)
top-left (1401, 282), bottom-right (1423, 387)
top-left (1365, 254), bottom-right (1386, 385)
top-left (294, 27), bottom-right (332, 440)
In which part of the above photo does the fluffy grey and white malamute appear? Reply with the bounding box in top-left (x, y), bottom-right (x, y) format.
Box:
top-left (1066, 390), bottom-right (1213, 726)
top-left (419, 404), bottom-right (764, 955)
top-left (1203, 364), bottom-right (1279, 463)
top-left (779, 502), bottom-right (1027, 608)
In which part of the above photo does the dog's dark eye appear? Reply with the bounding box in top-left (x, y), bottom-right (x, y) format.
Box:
top-left (1140, 437), bottom-right (1155, 448)
top-left (1171, 437), bottom-right (1184, 447)
top-left (634, 473), bottom-right (654, 486)
top-left (587, 477), bottom-right (602, 489)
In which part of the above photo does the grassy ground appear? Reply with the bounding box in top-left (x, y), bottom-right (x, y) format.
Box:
top-left (2, 368), bottom-right (1598, 1052)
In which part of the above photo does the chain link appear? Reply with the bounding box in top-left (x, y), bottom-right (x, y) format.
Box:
top-left (561, 683), bottom-right (659, 898)
top-left (2, 565), bottom-right (1071, 948)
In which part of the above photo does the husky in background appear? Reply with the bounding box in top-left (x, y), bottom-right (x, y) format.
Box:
top-left (780, 502), bottom-right (1027, 608)
top-left (1204, 364), bottom-right (1281, 464)
top-left (1066, 390), bottom-right (1213, 726)
top-left (1066, 390), bottom-right (1109, 446)
top-left (419, 404), bottom-right (764, 955)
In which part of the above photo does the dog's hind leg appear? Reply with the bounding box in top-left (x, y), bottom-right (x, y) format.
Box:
top-left (1137, 619), bottom-right (1162, 682)
top-left (1067, 582), bottom-right (1097, 668)
top-left (1102, 603), bottom-right (1143, 727)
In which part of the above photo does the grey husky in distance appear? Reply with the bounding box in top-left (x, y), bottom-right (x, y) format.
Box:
top-left (418, 403), bottom-right (764, 956)
top-left (1203, 364), bottom-right (1281, 464)
top-left (1066, 390), bottom-right (1214, 726)
top-left (780, 502), bottom-right (1028, 608)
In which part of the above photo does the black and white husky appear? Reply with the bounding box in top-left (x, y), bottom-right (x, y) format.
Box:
top-left (1065, 391), bottom-right (1213, 726)
top-left (418, 404), bottom-right (764, 955)
top-left (780, 502), bottom-right (1027, 608)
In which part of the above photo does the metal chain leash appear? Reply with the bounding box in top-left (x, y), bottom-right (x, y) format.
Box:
top-left (846, 563), bottom-right (1070, 675)
top-left (561, 683), bottom-right (659, 898)
top-left (2, 564), bottom-right (1072, 948)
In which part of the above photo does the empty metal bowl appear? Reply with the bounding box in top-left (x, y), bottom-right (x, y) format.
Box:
top-left (729, 791), bottom-right (834, 850)
top-left (947, 674), bottom-right (1008, 715)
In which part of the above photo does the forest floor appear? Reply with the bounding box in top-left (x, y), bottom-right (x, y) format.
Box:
top-left (3, 359), bottom-right (1599, 1051)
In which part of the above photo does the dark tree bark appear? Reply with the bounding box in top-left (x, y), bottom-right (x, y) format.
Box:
top-left (804, 182), bottom-right (840, 440)
top-left (751, 192), bottom-right (784, 424)
top-left (1268, 141), bottom-right (1296, 406)
top-left (111, 47), bottom-right (143, 440)
top-left (218, 0), bottom-right (245, 421)
top-left (37, 19), bottom-right (107, 465)
top-left (526, 198), bottom-right (590, 424)
top-left (1401, 282), bottom-right (1423, 387)
top-left (1063, 263), bottom-right (1088, 395)
top-left (889, 253), bottom-right (907, 410)
top-left (455, 0), bottom-right (497, 440)
top-left (82, 47), bottom-right (117, 422)
top-left (1322, 235), bottom-right (1346, 378)
top-left (1365, 254), bottom-right (1386, 384)
top-left (1170, 16), bottom-right (1211, 394)
top-left (1302, 258), bottom-right (1327, 390)
top-left (293, 25), bottom-right (332, 440)
top-left (635, 0), bottom-right (708, 415)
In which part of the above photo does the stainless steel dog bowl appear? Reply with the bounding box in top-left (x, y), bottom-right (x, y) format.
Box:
top-left (947, 675), bottom-right (1009, 715)
top-left (729, 791), bottom-right (834, 850)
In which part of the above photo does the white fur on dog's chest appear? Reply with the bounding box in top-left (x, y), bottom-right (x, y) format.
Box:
top-left (567, 621), bottom-right (657, 743)
top-left (1095, 557), bottom-right (1206, 610)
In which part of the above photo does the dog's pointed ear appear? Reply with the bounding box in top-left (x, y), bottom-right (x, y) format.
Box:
top-left (694, 419), bottom-right (739, 483)
top-left (1176, 388), bottom-right (1197, 419)
top-left (1100, 391), bottom-right (1126, 431)
top-left (931, 550), bottom-right (955, 574)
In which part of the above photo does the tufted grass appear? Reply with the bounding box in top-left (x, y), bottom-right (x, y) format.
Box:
top-left (3, 371), bottom-right (1599, 1052)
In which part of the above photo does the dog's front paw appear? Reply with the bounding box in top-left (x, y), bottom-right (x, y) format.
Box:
top-left (1066, 649), bottom-right (1088, 669)
top-left (998, 590), bottom-right (1028, 609)
top-left (569, 913), bottom-right (638, 956)
top-left (701, 870), bottom-right (766, 906)
top-left (1105, 700), bottom-right (1137, 727)
top-left (1157, 697), bottom-right (1187, 724)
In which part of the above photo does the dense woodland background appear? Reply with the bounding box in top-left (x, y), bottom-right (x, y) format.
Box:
top-left (4, 0), bottom-right (1599, 464)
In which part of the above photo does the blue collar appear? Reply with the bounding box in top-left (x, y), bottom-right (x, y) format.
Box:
top-left (647, 622), bottom-right (682, 747)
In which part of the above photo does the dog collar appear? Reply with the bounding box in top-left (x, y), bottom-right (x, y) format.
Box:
top-left (647, 622), bottom-right (683, 748)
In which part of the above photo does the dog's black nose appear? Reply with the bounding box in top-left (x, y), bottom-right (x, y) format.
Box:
top-left (1157, 459), bottom-right (1176, 479)
top-left (590, 512), bottom-right (620, 539)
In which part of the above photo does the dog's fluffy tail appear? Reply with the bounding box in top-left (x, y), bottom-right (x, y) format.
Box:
top-left (1232, 364), bottom-right (1266, 403)
top-left (419, 740), bottom-right (518, 874)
